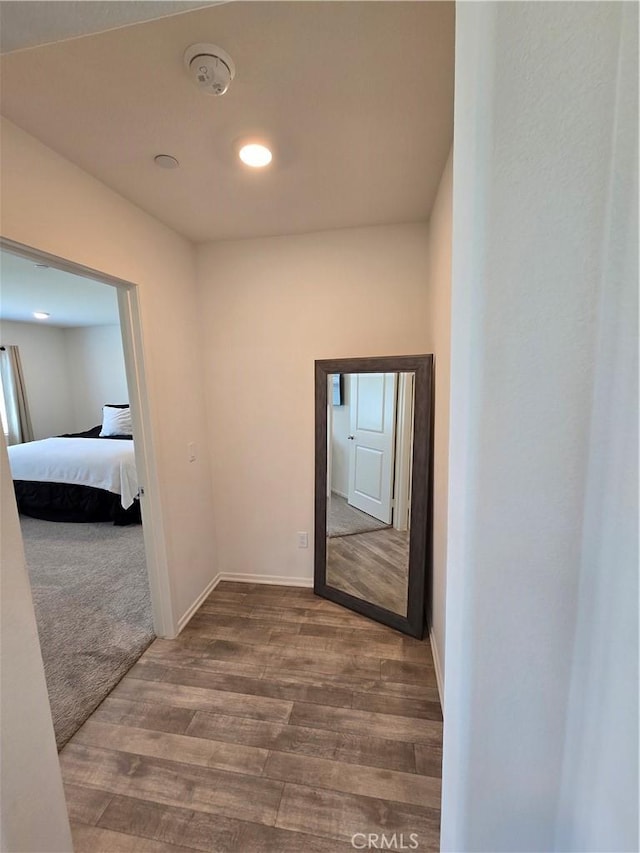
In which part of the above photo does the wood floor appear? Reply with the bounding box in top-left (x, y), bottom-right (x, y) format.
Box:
top-left (327, 527), bottom-right (410, 615)
top-left (61, 581), bottom-right (442, 852)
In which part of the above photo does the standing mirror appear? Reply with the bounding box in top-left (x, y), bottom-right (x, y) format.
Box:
top-left (314, 355), bottom-right (433, 638)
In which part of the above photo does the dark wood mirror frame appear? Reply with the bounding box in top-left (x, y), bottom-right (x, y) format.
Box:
top-left (314, 354), bottom-right (433, 639)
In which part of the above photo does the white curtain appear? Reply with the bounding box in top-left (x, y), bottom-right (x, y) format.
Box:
top-left (0, 346), bottom-right (33, 445)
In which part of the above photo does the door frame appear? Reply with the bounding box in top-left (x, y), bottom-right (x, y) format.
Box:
top-left (0, 236), bottom-right (175, 638)
top-left (314, 354), bottom-right (433, 638)
top-left (327, 384), bottom-right (333, 499)
top-left (393, 372), bottom-right (415, 532)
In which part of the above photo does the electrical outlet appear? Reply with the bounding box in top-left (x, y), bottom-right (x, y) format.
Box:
top-left (297, 531), bottom-right (309, 549)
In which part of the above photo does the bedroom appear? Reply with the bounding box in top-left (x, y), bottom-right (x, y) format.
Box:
top-left (0, 249), bottom-right (153, 748)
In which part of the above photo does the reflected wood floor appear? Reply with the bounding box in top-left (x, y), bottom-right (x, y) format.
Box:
top-left (328, 527), bottom-right (410, 616)
top-left (61, 581), bottom-right (442, 852)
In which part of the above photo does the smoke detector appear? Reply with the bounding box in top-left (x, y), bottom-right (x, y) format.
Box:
top-left (183, 43), bottom-right (235, 96)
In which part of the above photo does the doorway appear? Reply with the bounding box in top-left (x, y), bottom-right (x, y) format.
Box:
top-left (0, 237), bottom-right (173, 746)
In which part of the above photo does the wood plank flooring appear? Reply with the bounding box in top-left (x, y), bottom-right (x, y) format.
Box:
top-left (61, 582), bottom-right (442, 852)
top-left (327, 527), bottom-right (410, 615)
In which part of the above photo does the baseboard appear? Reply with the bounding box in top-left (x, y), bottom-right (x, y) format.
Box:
top-left (177, 573), bottom-right (222, 633)
top-left (429, 626), bottom-right (445, 712)
top-left (218, 572), bottom-right (314, 589)
top-left (331, 489), bottom-right (348, 499)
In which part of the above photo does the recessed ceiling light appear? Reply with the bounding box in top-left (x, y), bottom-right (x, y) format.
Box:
top-left (239, 143), bottom-right (272, 168)
top-left (33, 312), bottom-right (50, 320)
top-left (34, 263), bottom-right (49, 269)
top-left (154, 154), bottom-right (180, 169)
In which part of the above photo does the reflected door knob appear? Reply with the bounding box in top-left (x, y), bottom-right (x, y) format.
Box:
top-left (347, 435), bottom-right (355, 440)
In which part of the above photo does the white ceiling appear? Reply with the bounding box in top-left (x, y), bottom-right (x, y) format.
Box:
top-left (0, 2), bottom-right (455, 243)
top-left (0, 1), bottom-right (219, 54)
top-left (0, 250), bottom-right (120, 327)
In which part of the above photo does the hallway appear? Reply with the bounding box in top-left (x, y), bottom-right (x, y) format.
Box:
top-left (61, 581), bottom-right (443, 851)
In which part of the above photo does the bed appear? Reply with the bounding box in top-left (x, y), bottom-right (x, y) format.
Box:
top-left (8, 422), bottom-right (141, 525)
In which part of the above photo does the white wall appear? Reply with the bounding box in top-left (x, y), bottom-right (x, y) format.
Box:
top-left (442, 3), bottom-right (638, 852)
top-left (0, 114), bottom-right (218, 849)
top-left (424, 149), bottom-right (452, 698)
top-left (330, 376), bottom-right (351, 497)
top-left (65, 324), bottom-right (128, 430)
top-left (556, 5), bottom-right (638, 849)
top-left (0, 116), bottom-right (216, 623)
top-left (0, 320), bottom-right (130, 436)
top-left (0, 319), bottom-right (74, 439)
top-left (196, 224), bottom-right (430, 584)
top-left (0, 436), bottom-right (72, 851)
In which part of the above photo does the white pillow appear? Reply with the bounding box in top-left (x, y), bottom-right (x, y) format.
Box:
top-left (99, 405), bottom-right (133, 437)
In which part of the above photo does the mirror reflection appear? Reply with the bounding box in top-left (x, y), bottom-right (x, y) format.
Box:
top-left (326, 372), bottom-right (415, 616)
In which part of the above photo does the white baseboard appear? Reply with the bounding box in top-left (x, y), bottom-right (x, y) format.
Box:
top-left (331, 489), bottom-right (348, 499)
top-left (429, 626), bottom-right (445, 712)
top-left (177, 573), bottom-right (222, 633)
top-left (218, 572), bottom-right (314, 589)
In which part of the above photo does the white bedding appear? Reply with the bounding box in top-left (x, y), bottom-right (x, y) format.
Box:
top-left (8, 437), bottom-right (138, 509)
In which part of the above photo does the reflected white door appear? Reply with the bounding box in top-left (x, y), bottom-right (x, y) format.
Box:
top-left (347, 372), bottom-right (397, 523)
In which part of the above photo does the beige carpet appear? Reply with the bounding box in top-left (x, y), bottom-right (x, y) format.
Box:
top-left (327, 492), bottom-right (390, 538)
top-left (21, 517), bottom-right (154, 749)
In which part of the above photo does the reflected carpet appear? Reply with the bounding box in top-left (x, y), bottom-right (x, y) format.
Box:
top-left (327, 492), bottom-right (390, 538)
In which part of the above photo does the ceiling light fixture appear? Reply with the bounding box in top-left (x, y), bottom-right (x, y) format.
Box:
top-left (154, 154), bottom-right (180, 169)
top-left (34, 263), bottom-right (49, 269)
top-left (239, 143), bottom-right (273, 168)
top-left (33, 311), bottom-right (50, 320)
